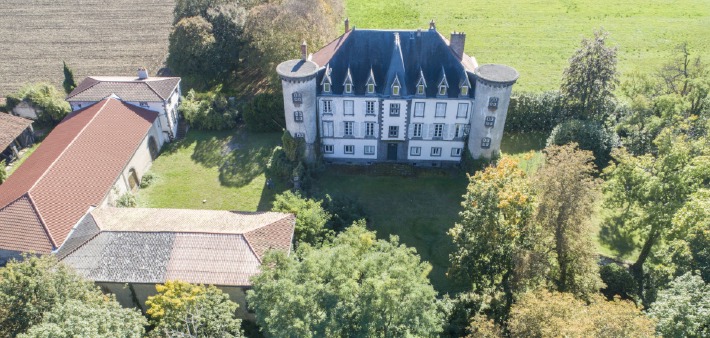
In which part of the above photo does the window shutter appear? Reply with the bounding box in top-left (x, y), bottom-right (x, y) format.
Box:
top-left (443, 124), bottom-right (450, 140)
top-left (426, 124), bottom-right (433, 139)
top-left (408, 124), bottom-right (414, 138)
top-left (338, 121), bottom-right (344, 137)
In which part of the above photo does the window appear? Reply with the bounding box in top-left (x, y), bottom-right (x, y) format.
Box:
top-left (431, 147), bottom-right (442, 156)
top-left (457, 103), bottom-right (469, 118)
top-left (393, 85), bottom-right (400, 96)
top-left (488, 97), bottom-right (499, 109)
top-left (366, 122), bottom-right (375, 137)
top-left (414, 102), bottom-right (425, 117)
top-left (139, 102), bottom-right (149, 108)
top-left (344, 100), bottom-right (354, 115)
top-left (481, 137), bottom-right (492, 149)
top-left (435, 102), bottom-right (447, 117)
top-left (390, 103), bottom-right (400, 116)
top-left (345, 83), bottom-right (352, 93)
top-left (417, 85), bottom-right (425, 95)
top-left (322, 121), bottom-right (334, 137)
top-left (294, 132), bottom-right (305, 138)
top-left (344, 145), bottom-right (355, 154)
top-left (410, 147), bottom-right (421, 156)
top-left (323, 100), bottom-right (332, 114)
top-left (413, 123), bottom-right (423, 138)
top-left (439, 86), bottom-right (447, 96)
top-left (128, 168), bottom-right (139, 191)
top-left (434, 124), bottom-right (444, 138)
top-left (388, 126), bottom-right (399, 138)
top-left (364, 145), bottom-right (375, 155)
top-left (461, 86), bottom-right (469, 96)
top-left (455, 124), bottom-right (469, 138)
top-left (368, 83), bottom-right (375, 94)
top-left (323, 82), bottom-right (331, 93)
top-left (148, 136), bottom-right (159, 160)
top-left (451, 148), bottom-right (462, 157)
top-left (344, 121), bottom-right (354, 136)
top-left (485, 116), bottom-right (496, 127)
top-left (324, 144), bottom-right (334, 153)
top-left (294, 111), bottom-right (303, 122)
top-left (366, 101), bottom-right (375, 115)
top-left (292, 92), bottom-right (302, 104)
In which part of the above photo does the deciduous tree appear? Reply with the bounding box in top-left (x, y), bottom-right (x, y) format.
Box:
top-left (272, 191), bottom-right (332, 246)
top-left (247, 223), bottom-right (444, 337)
top-left (648, 273), bottom-right (710, 338)
top-left (5, 83), bottom-right (71, 125)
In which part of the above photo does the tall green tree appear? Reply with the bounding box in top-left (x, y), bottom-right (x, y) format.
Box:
top-left (62, 61), bottom-right (76, 94)
top-left (532, 144), bottom-right (602, 299)
top-left (666, 189), bottom-right (710, 282)
top-left (448, 157), bottom-right (536, 321)
top-left (247, 223), bottom-right (444, 337)
top-left (167, 16), bottom-right (216, 89)
top-left (648, 273), bottom-right (710, 338)
top-left (272, 191), bottom-right (333, 246)
top-left (146, 281), bottom-right (243, 338)
top-left (560, 29), bottom-right (619, 121)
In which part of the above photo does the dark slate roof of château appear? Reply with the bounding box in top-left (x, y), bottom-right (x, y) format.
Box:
top-left (313, 28), bottom-right (477, 98)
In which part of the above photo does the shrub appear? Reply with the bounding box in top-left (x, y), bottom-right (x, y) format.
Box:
top-left (116, 193), bottom-right (136, 207)
top-left (600, 264), bottom-right (637, 301)
top-left (241, 92), bottom-right (284, 132)
top-left (546, 119), bottom-right (618, 169)
top-left (506, 91), bottom-right (568, 132)
top-left (266, 146), bottom-right (295, 180)
top-left (139, 172), bottom-right (156, 188)
top-left (321, 194), bottom-right (367, 233)
top-left (179, 89), bottom-right (239, 130)
top-left (0, 164), bottom-right (6, 185)
top-left (5, 83), bottom-right (71, 125)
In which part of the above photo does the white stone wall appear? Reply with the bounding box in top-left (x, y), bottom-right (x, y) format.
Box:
top-left (408, 98), bottom-right (473, 141)
top-left (468, 80), bottom-right (513, 159)
top-left (407, 139), bottom-right (465, 161)
top-left (319, 96), bottom-right (380, 138)
top-left (12, 102), bottom-right (38, 119)
top-left (282, 78), bottom-right (317, 144)
top-left (322, 138), bottom-right (379, 160)
top-left (381, 99), bottom-right (408, 141)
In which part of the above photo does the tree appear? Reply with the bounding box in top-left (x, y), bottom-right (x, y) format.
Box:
top-left (146, 281), bottom-right (243, 338)
top-left (648, 273), bottom-right (710, 338)
top-left (241, 92), bottom-right (285, 132)
top-left (448, 157), bottom-right (536, 321)
top-left (560, 29), bottom-right (618, 121)
top-left (5, 83), bottom-right (71, 125)
top-left (167, 16), bottom-right (217, 89)
top-left (546, 119), bottom-right (617, 169)
top-left (0, 255), bottom-right (106, 337)
top-left (272, 191), bottom-right (333, 246)
top-left (19, 299), bottom-right (145, 338)
top-left (667, 189), bottom-right (710, 282)
top-left (659, 43), bottom-right (710, 115)
top-left (247, 223), bottom-right (444, 337)
top-left (603, 133), bottom-right (710, 304)
top-left (532, 144), bottom-right (602, 299)
top-left (508, 289), bottom-right (655, 338)
top-left (62, 61), bottom-right (76, 94)
top-left (0, 163), bottom-right (7, 185)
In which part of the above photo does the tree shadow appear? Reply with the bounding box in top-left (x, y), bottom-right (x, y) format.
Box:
top-left (599, 214), bottom-right (639, 259)
top-left (256, 177), bottom-right (288, 211)
top-left (191, 136), bottom-right (227, 168)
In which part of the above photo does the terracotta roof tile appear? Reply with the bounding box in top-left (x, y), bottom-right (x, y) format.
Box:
top-left (0, 194), bottom-right (53, 253)
top-left (0, 113), bottom-right (33, 151)
top-left (67, 77), bottom-right (180, 102)
top-left (0, 99), bottom-right (158, 253)
top-left (244, 214), bottom-right (295, 260)
top-left (312, 30), bottom-right (352, 67)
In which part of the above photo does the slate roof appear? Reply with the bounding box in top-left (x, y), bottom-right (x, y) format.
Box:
top-left (0, 99), bottom-right (158, 253)
top-left (66, 76), bottom-right (180, 102)
top-left (0, 113), bottom-right (33, 151)
top-left (312, 27), bottom-right (478, 98)
top-left (59, 208), bottom-right (295, 286)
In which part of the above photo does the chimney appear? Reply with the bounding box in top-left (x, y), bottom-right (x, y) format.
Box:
top-left (344, 17), bottom-right (350, 33)
top-left (301, 41), bottom-right (307, 61)
top-left (417, 28), bottom-right (422, 37)
top-left (429, 19), bottom-right (436, 30)
top-left (450, 32), bottom-right (466, 59)
top-left (137, 67), bottom-right (148, 80)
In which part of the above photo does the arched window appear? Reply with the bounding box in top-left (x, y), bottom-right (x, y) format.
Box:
top-left (128, 168), bottom-right (139, 191)
top-left (292, 92), bottom-right (302, 104)
top-left (148, 136), bottom-right (159, 160)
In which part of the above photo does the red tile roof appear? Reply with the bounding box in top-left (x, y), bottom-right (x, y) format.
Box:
top-left (312, 30), bottom-right (352, 67)
top-left (0, 194), bottom-right (53, 253)
top-left (0, 113), bottom-right (33, 151)
top-left (0, 98), bottom-right (157, 253)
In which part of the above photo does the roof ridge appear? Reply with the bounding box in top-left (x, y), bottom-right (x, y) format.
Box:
top-left (26, 99), bottom-right (112, 195)
top-left (143, 81), bottom-right (168, 100)
top-left (66, 77), bottom-right (100, 99)
top-left (25, 192), bottom-right (56, 248)
top-left (241, 232), bottom-right (263, 264)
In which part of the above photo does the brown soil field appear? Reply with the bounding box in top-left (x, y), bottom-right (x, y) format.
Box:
top-left (0, 0), bottom-right (174, 97)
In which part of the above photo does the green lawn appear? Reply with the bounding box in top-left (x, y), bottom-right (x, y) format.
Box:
top-left (345, 0), bottom-right (710, 91)
top-left (137, 128), bottom-right (287, 211)
top-left (6, 142), bottom-right (41, 176)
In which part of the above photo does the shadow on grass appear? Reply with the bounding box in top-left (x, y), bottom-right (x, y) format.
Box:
top-left (192, 136), bottom-right (226, 168)
top-left (598, 214), bottom-right (639, 259)
top-left (219, 145), bottom-right (273, 187)
top-left (500, 131), bottom-right (549, 155)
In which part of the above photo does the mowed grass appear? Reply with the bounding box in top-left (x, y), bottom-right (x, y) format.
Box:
top-left (346, 0), bottom-right (710, 91)
top-left (137, 128), bottom-right (287, 211)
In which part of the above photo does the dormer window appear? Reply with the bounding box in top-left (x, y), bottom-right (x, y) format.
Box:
top-left (460, 85), bottom-right (469, 96)
top-left (344, 67), bottom-right (354, 94)
top-left (368, 84), bottom-right (375, 93)
top-left (391, 75), bottom-right (402, 96)
top-left (438, 86), bottom-right (447, 96)
top-left (417, 85), bottom-right (425, 95)
top-left (345, 83), bottom-right (352, 93)
top-left (366, 68), bottom-right (376, 94)
top-left (437, 67), bottom-right (449, 97)
top-left (323, 82), bottom-right (331, 93)
top-left (393, 85), bottom-right (400, 96)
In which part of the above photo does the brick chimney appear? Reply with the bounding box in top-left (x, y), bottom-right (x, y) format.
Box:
top-left (137, 67), bottom-right (148, 80)
top-left (301, 41), bottom-right (307, 61)
top-left (450, 32), bottom-right (466, 59)
top-left (345, 17), bottom-right (350, 33)
top-left (429, 19), bottom-right (436, 30)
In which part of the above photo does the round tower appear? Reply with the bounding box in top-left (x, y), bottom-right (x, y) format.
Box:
top-left (276, 49), bottom-right (319, 164)
top-left (468, 64), bottom-right (519, 159)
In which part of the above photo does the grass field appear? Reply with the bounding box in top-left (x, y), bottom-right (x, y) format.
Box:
top-left (345, 0), bottom-right (710, 91)
top-left (0, 0), bottom-right (174, 97)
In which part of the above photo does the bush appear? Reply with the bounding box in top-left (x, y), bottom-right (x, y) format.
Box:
top-left (139, 172), bottom-right (156, 188)
top-left (266, 146), bottom-right (295, 180)
top-left (600, 264), bottom-right (637, 301)
top-left (506, 91), bottom-right (568, 132)
top-left (116, 193), bottom-right (137, 208)
top-left (0, 164), bottom-right (6, 185)
top-left (179, 89), bottom-right (239, 130)
top-left (547, 119), bottom-right (618, 169)
top-left (321, 194), bottom-right (367, 233)
top-left (5, 83), bottom-right (71, 125)
top-left (241, 92), bottom-right (284, 132)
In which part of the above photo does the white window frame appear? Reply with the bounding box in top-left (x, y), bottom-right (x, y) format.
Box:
top-left (417, 85), bottom-right (425, 95)
top-left (435, 102), bottom-right (447, 117)
top-left (410, 146), bottom-right (421, 156)
top-left (366, 101), bottom-right (376, 115)
top-left (323, 82), bottom-right (331, 93)
top-left (393, 85), bottom-right (400, 96)
top-left (324, 144), bottom-right (334, 153)
top-left (139, 101), bottom-right (149, 108)
top-left (345, 83), bottom-right (352, 94)
top-left (431, 147), bottom-right (442, 157)
top-left (434, 123), bottom-right (444, 138)
top-left (344, 100), bottom-right (354, 115)
top-left (364, 145), bottom-right (375, 155)
top-left (481, 137), bottom-right (492, 149)
top-left (344, 121), bottom-right (354, 136)
top-left (460, 86), bottom-right (469, 96)
top-left (388, 126), bottom-right (398, 138)
top-left (485, 116), bottom-right (496, 127)
top-left (390, 103), bottom-right (400, 116)
top-left (488, 97), bottom-right (499, 109)
top-left (366, 122), bottom-right (375, 137)
top-left (457, 103), bottom-right (469, 118)
top-left (367, 83), bottom-right (375, 94)
top-left (294, 111), bottom-right (303, 122)
top-left (455, 124), bottom-right (470, 138)
top-left (323, 100), bottom-right (332, 114)
top-left (344, 145), bottom-right (355, 154)
top-left (414, 102), bottom-right (425, 117)
top-left (439, 86), bottom-right (447, 96)
top-left (413, 123), bottom-right (422, 138)
top-left (451, 148), bottom-right (462, 157)
top-left (322, 121), bottom-right (334, 137)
